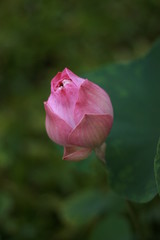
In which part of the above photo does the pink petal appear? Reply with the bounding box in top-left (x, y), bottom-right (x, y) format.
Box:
top-left (65, 68), bottom-right (85, 87)
top-left (69, 114), bottom-right (113, 148)
top-left (47, 80), bottom-right (79, 127)
top-left (44, 102), bottom-right (72, 146)
top-left (51, 72), bottom-right (63, 92)
top-left (74, 80), bottom-right (113, 125)
top-left (63, 146), bottom-right (92, 161)
top-left (51, 68), bottom-right (84, 92)
top-left (51, 69), bottom-right (71, 92)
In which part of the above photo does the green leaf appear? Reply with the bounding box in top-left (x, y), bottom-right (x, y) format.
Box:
top-left (154, 138), bottom-right (160, 195)
top-left (89, 214), bottom-right (132, 240)
top-left (60, 190), bottom-right (126, 226)
top-left (86, 39), bottom-right (160, 202)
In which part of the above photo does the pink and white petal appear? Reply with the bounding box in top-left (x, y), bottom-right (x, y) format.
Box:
top-left (48, 79), bottom-right (79, 127)
top-left (51, 72), bottom-right (62, 92)
top-left (44, 102), bottom-right (72, 146)
top-left (65, 68), bottom-right (85, 87)
top-left (74, 80), bottom-right (113, 125)
top-left (69, 114), bottom-right (113, 148)
top-left (51, 69), bottom-right (72, 92)
top-left (63, 146), bottom-right (92, 161)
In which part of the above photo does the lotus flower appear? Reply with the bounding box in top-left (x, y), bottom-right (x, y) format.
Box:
top-left (44, 68), bottom-right (113, 161)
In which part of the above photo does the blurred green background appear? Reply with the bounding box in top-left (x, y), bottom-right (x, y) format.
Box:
top-left (0, 0), bottom-right (160, 239)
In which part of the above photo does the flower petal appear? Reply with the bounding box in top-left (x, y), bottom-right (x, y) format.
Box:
top-left (65, 68), bottom-right (85, 87)
top-left (51, 68), bottom-right (84, 92)
top-left (69, 114), bottom-right (113, 148)
top-left (74, 80), bottom-right (113, 125)
top-left (63, 146), bottom-right (92, 161)
top-left (51, 69), bottom-right (71, 92)
top-left (47, 80), bottom-right (79, 127)
top-left (44, 102), bottom-right (72, 146)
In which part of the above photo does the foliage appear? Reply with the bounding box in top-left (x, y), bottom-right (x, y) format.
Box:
top-left (0, 0), bottom-right (160, 239)
top-left (154, 138), bottom-right (160, 195)
top-left (87, 40), bottom-right (160, 203)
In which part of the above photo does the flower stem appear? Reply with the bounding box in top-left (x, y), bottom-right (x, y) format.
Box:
top-left (127, 201), bottom-right (147, 240)
top-left (95, 142), bottom-right (107, 164)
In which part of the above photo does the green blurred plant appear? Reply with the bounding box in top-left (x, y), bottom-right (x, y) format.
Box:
top-left (0, 0), bottom-right (160, 239)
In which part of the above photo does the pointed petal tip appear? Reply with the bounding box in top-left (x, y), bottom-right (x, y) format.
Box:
top-left (64, 67), bottom-right (70, 71)
top-left (44, 101), bottom-right (47, 106)
top-left (62, 67), bottom-right (74, 76)
top-left (44, 101), bottom-right (52, 114)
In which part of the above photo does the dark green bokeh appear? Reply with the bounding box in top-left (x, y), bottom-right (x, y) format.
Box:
top-left (0, 0), bottom-right (160, 239)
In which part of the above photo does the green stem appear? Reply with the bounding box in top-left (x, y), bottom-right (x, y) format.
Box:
top-left (127, 201), bottom-right (147, 240)
top-left (95, 142), bottom-right (107, 164)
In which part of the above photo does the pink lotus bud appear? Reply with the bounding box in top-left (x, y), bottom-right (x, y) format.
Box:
top-left (44, 68), bottom-right (113, 161)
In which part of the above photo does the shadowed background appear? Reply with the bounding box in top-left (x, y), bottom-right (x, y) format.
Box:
top-left (0, 0), bottom-right (160, 239)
